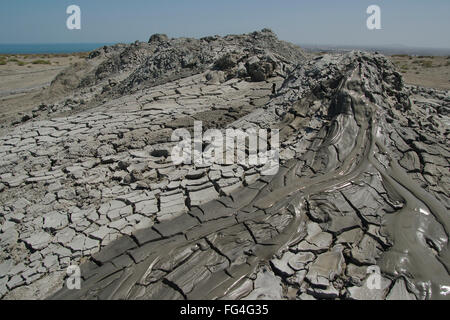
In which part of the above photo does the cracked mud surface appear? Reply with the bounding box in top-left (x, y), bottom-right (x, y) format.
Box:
top-left (0, 30), bottom-right (449, 300)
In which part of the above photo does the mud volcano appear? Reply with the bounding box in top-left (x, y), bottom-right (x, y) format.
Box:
top-left (0, 30), bottom-right (449, 300)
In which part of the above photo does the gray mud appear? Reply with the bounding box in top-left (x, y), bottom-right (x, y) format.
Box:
top-left (0, 31), bottom-right (449, 300)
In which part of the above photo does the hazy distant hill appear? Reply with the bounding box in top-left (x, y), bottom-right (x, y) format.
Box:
top-left (299, 43), bottom-right (450, 56)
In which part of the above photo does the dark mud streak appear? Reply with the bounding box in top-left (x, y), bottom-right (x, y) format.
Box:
top-left (370, 141), bottom-right (450, 300)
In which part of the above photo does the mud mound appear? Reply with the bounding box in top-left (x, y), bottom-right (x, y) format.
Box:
top-left (45, 29), bottom-right (305, 105)
top-left (116, 29), bottom-right (305, 95)
top-left (53, 53), bottom-right (450, 299)
top-left (0, 32), bottom-right (449, 301)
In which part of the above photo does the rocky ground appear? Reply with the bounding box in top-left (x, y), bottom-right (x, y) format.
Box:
top-left (0, 30), bottom-right (449, 300)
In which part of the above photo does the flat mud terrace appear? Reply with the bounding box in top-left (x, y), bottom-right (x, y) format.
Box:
top-left (0, 30), bottom-right (449, 300)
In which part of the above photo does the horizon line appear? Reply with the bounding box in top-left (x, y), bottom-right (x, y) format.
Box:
top-left (0, 42), bottom-right (449, 52)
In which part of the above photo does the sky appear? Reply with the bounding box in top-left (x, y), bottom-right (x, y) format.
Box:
top-left (0, 0), bottom-right (449, 48)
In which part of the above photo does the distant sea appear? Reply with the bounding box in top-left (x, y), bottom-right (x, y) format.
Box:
top-left (0, 43), bottom-right (117, 54)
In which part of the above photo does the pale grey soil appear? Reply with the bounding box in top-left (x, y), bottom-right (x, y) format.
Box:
top-left (0, 30), bottom-right (449, 300)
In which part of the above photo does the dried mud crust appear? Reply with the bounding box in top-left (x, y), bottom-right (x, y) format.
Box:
top-left (52, 53), bottom-right (449, 300)
top-left (0, 32), bottom-right (449, 300)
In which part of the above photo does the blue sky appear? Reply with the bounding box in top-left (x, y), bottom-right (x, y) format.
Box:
top-left (1, 0), bottom-right (449, 48)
